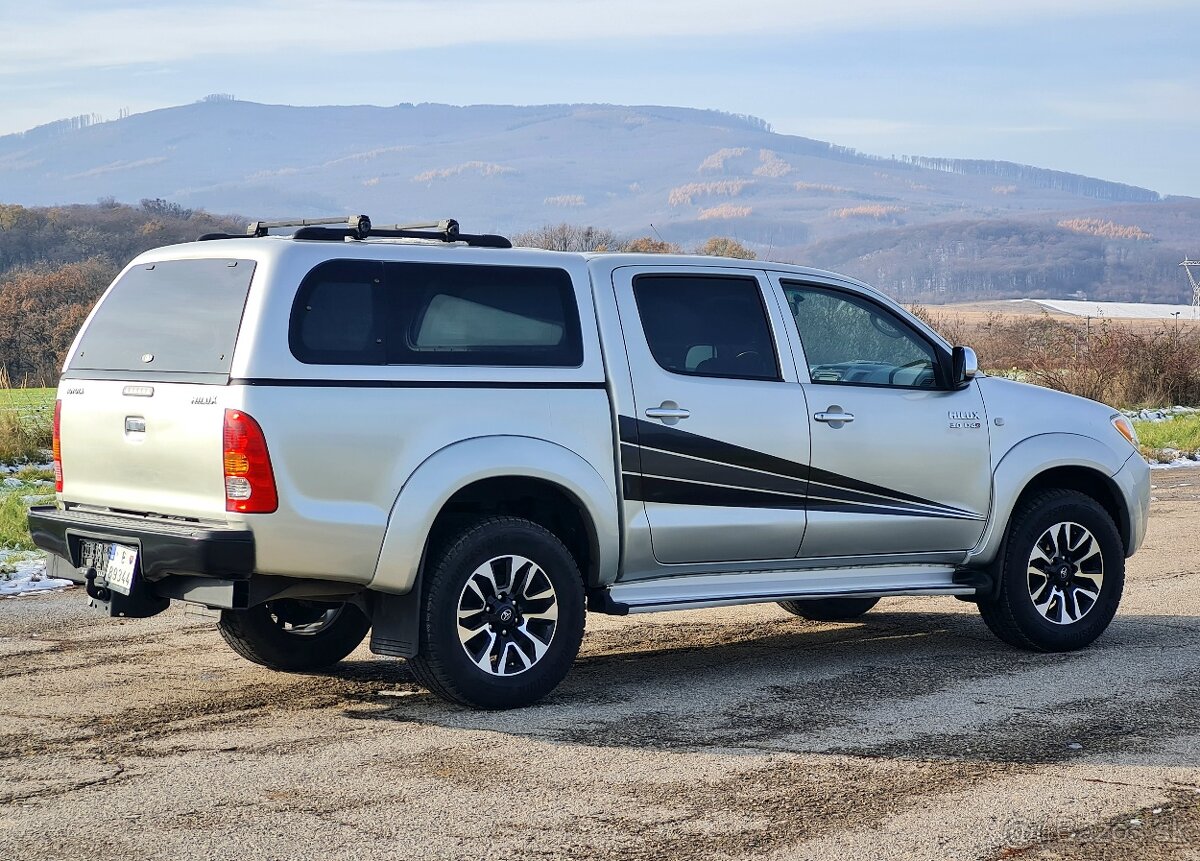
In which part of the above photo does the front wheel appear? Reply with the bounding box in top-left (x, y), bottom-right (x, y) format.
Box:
top-left (408, 516), bottom-right (585, 709)
top-left (218, 599), bottom-right (370, 671)
top-left (978, 489), bottom-right (1124, 652)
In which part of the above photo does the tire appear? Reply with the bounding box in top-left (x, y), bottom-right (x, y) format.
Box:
top-left (218, 599), bottom-right (370, 672)
top-left (978, 489), bottom-right (1124, 652)
top-left (777, 596), bottom-right (880, 621)
top-left (408, 516), bottom-right (586, 710)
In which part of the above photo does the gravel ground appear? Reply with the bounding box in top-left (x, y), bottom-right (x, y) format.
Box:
top-left (2, 472), bottom-right (1199, 860)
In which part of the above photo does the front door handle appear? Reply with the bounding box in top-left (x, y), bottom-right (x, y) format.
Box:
top-left (646, 403), bottom-right (690, 421)
top-left (813, 410), bottom-right (855, 424)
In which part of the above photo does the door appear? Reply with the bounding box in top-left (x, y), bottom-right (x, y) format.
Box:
top-left (613, 267), bottom-right (811, 564)
top-left (772, 278), bottom-right (991, 558)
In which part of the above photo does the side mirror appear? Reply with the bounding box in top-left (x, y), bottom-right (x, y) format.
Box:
top-left (952, 345), bottom-right (979, 388)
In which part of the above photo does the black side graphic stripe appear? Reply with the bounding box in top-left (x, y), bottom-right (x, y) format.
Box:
top-left (633, 418), bottom-right (811, 482)
top-left (618, 415), bottom-right (641, 445)
top-left (626, 475), bottom-right (806, 510)
top-left (636, 447), bottom-right (809, 497)
top-left (619, 415), bottom-right (981, 519)
top-left (806, 500), bottom-right (982, 521)
top-left (625, 473), bottom-right (980, 519)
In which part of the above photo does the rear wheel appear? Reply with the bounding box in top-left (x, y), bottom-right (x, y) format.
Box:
top-left (777, 596), bottom-right (879, 621)
top-left (408, 516), bottom-right (585, 709)
top-left (978, 489), bottom-right (1124, 651)
top-left (218, 599), bottom-right (370, 671)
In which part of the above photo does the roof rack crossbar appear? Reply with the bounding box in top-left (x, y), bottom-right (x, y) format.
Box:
top-left (247, 215), bottom-right (372, 239)
top-left (291, 225), bottom-right (511, 248)
top-left (198, 215), bottom-right (509, 248)
top-left (375, 219), bottom-right (458, 233)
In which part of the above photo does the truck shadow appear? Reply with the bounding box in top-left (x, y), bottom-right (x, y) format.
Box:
top-left (342, 608), bottom-right (1200, 768)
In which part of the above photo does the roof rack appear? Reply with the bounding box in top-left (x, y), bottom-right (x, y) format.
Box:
top-left (248, 215), bottom-right (372, 239)
top-left (197, 215), bottom-right (511, 248)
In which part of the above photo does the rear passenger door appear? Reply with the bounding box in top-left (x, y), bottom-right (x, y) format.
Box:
top-left (612, 267), bottom-right (811, 565)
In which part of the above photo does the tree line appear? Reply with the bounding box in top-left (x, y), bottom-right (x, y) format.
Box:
top-left (0, 206), bottom-right (756, 385)
top-left (802, 218), bottom-right (1190, 304)
top-left (0, 201), bottom-right (243, 385)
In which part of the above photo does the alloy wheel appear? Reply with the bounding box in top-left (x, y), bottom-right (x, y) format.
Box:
top-left (1026, 521), bottom-right (1105, 625)
top-left (456, 554), bottom-right (559, 676)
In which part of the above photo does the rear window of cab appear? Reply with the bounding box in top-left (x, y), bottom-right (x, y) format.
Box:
top-left (289, 260), bottom-right (583, 367)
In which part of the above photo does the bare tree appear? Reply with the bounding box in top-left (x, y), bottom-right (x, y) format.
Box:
top-left (512, 223), bottom-right (619, 253)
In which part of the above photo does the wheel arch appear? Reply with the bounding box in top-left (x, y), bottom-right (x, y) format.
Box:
top-left (969, 433), bottom-right (1133, 567)
top-left (370, 436), bottom-right (619, 595)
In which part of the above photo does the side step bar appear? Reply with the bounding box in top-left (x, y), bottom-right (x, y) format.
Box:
top-left (594, 565), bottom-right (977, 615)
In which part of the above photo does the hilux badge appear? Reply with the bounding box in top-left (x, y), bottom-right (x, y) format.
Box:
top-left (948, 410), bottom-right (982, 429)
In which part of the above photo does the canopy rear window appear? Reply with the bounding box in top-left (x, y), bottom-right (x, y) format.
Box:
top-left (68, 258), bottom-right (255, 380)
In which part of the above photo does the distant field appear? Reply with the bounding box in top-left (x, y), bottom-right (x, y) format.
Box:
top-left (0, 387), bottom-right (54, 464)
top-left (928, 300), bottom-right (1200, 334)
top-left (0, 388), bottom-right (55, 409)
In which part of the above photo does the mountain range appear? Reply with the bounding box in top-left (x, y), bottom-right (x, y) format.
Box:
top-left (2, 97), bottom-right (1196, 302)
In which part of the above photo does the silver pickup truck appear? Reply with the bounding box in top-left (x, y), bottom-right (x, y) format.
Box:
top-left (28, 216), bottom-right (1150, 709)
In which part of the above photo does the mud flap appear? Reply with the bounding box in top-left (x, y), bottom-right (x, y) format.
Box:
top-left (368, 588), bottom-right (422, 658)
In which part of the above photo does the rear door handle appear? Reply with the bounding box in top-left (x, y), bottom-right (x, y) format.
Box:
top-left (645, 406), bottom-right (690, 420)
top-left (813, 411), bottom-right (855, 424)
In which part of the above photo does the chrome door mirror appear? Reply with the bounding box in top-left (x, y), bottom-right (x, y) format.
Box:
top-left (952, 345), bottom-right (979, 388)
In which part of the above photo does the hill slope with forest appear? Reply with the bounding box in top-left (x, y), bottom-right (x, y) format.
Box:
top-left (1, 98), bottom-right (1197, 304)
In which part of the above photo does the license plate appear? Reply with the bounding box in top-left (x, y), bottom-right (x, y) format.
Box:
top-left (80, 540), bottom-right (139, 595)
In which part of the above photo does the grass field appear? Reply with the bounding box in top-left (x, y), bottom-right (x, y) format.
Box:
top-left (0, 387), bottom-right (55, 407)
top-left (0, 386), bottom-right (55, 550)
top-left (0, 466), bottom-right (54, 552)
top-left (1134, 413), bottom-right (1200, 462)
top-left (0, 386), bottom-right (54, 464)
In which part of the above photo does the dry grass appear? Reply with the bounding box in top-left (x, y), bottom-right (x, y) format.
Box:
top-left (697, 147), bottom-right (748, 173)
top-left (668, 180), bottom-right (751, 207)
top-left (910, 305), bottom-right (1200, 408)
top-left (1057, 218), bottom-right (1152, 241)
top-left (832, 204), bottom-right (907, 220)
top-left (752, 150), bottom-right (791, 178)
top-left (794, 181), bottom-right (851, 194)
top-left (697, 204), bottom-right (752, 220)
top-left (412, 161), bottom-right (515, 182)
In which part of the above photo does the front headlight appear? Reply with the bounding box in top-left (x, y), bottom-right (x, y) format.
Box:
top-left (1111, 415), bottom-right (1140, 449)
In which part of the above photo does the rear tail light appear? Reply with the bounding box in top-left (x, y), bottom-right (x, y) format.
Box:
top-left (223, 409), bottom-right (278, 513)
top-left (52, 399), bottom-right (63, 492)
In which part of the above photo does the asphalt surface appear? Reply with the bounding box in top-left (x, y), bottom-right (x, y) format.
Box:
top-left (2, 471), bottom-right (1200, 860)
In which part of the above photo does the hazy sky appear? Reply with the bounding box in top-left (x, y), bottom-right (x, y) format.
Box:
top-left (2, 0), bottom-right (1197, 196)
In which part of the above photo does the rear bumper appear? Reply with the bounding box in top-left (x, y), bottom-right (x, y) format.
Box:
top-left (27, 505), bottom-right (255, 582)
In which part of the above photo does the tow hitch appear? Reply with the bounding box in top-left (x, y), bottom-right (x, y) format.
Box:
top-left (83, 566), bottom-right (169, 618)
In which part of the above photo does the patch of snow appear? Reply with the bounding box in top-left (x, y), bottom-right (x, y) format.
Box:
top-left (1149, 458), bottom-right (1200, 470)
top-left (1123, 406), bottom-right (1200, 424)
top-left (0, 550), bottom-right (73, 597)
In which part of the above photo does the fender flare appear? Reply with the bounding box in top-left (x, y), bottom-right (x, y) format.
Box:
top-left (369, 435), bottom-right (620, 595)
top-left (967, 432), bottom-right (1127, 566)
